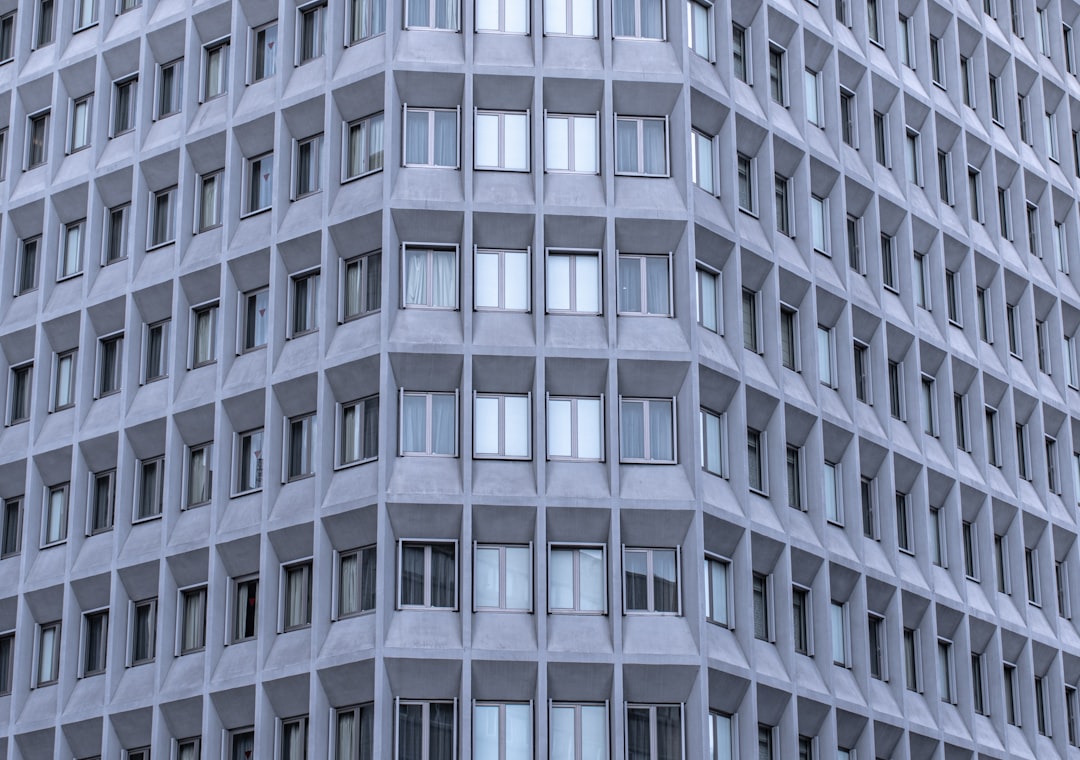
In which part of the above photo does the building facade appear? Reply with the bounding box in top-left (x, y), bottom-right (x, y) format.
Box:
top-left (0, 0), bottom-right (1077, 757)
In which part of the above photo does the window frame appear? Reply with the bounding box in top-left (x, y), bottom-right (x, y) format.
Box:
top-left (613, 114), bottom-right (670, 177)
top-left (336, 545), bottom-right (377, 619)
top-left (474, 247), bottom-right (529, 312)
top-left (147, 185), bottom-right (177, 249)
top-left (398, 389), bottom-right (459, 457)
top-left (231, 575), bottom-right (258, 643)
top-left (292, 133), bottom-right (324, 199)
top-left (201, 38), bottom-right (230, 102)
top-left (402, 244), bottom-right (460, 310)
top-left (296, 1), bottom-right (327, 64)
top-left (134, 455), bottom-right (164, 521)
top-left (548, 543), bottom-right (608, 614)
top-left (26, 110), bottom-right (50, 169)
top-left (618, 396), bottom-right (676, 464)
top-left (473, 542), bottom-right (533, 612)
top-left (233, 427), bottom-right (265, 495)
top-left (80, 608), bottom-right (109, 677)
top-left (473, 109), bottom-right (530, 171)
top-left (545, 248), bottom-right (601, 315)
top-left (88, 468), bottom-right (115, 535)
top-left (243, 151), bottom-right (274, 216)
top-left (68, 95), bottom-right (92, 154)
top-left (341, 249), bottom-right (383, 320)
top-left (402, 105), bottom-right (461, 167)
top-left (288, 268), bottom-right (321, 337)
top-left (616, 253), bottom-right (672, 316)
top-left (473, 391), bottom-right (532, 460)
top-left (546, 394), bottom-right (605, 462)
top-left (35, 620), bottom-right (61, 686)
top-left (154, 59), bottom-right (183, 120)
top-left (280, 560), bottom-right (314, 632)
top-left (111, 75), bottom-right (138, 137)
top-left (189, 301), bottom-right (218, 369)
top-left (343, 112), bottom-right (385, 181)
top-left (337, 394), bottom-right (380, 467)
top-left (177, 585), bottom-right (208, 655)
top-left (624, 703), bottom-right (684, 760)
top-left (396, 539), bottom-right (459, 610)
top-left (544, 112), bottom-right (600, 173)
top-left (621, 546), bottom-right (681, 615)
top-left (704, 554), bottom-right (730, 627)
top-left (184, 441), bottom-right (213, 508)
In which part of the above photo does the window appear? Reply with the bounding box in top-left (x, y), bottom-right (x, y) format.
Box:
top-left (403, 246), bottom-right (458, 309)
top-left (135, 456), bottom-right (164, 519)
top-left (297, 2), bottom-right (326, 63)
top-left (896, 492), bottom-right (913, 552)
top-left (148, 186), bottom-right (176, 247)
top-left (350, 0), bottom-right (386, 41)
top-left (1037, 321), bottom-right (1051, 374)
top-left (831, 601), bottom-right (848, 666)
top-left (69, 96), bottom-right (91, 153)
top-left (52, 351), bottom-right (76, 411)
top-left (1007, 303), bottom-right (1021, 356)
top-left (474, 544), bottom-right (530, 611)
top-left (244, 153), bottom-right (273, 214)
top-left (1055, 222), bottom-right (1068, 272)
top-left (1068, 334), bottom-right (1080, 388)
top-left (705, 556), bottom-right (729, 626)
top-left (623, 547), bottom-right (679, 613)
top-left (0, 128), bottom-right (7, 181)
top-left (930, 35), bottom-right (945, 84)
top-left (989, 74), bottom-right (1003, 123)
top-left (344, 113), bottom-right (385, 180)
top-left (625, 704), bottom-right (683, 760)
top-left (290, 271), bottom-right (320, 336)
top-left (545, 113), bottom-right (598, 173)
top-left (552, 703), bottom-right (608, 760)
top-left (786, 445), bottom-right (803, 510)
top-left (780, 307), bottom-right (798, 371)
top-left (27, 111), bottom-right (49, 168)
top-left (230, 730), bottom-right (255, 760)
top-left (903, 627), bottom-right (920, 691)
top-left (406, 0), bottom-right (460, 28)
top-left (550, 545), bottom-right (606, 613)
top-left (156, 59), bottom-right (183, 119)
top-left (112, 77), bottom-right (137, 136)
top-left (250, 22), bottom-right (277, 82)
top-left (998, 187), bottom-right (1013, 239)
top-left (861, 477), bottom-right (877, 539)
top-left (921, 375), bottom-right (937, 435)
top-left (179, 586), bottom-right (207, 653)
top-left (1027, 546), bottom-right (1041, 604)
top-left (36, 622), bottom-right (60, 685)
top-left (400, 391), bottom-right (457, 456)
top-left (887, 360), bottom-right (903, 419)
top-left (294, 135), bottom-right (323, 198)
top-left (282, 562), bottom-right (313, 630)
top-left (474, 703), bottom-right (532, 759)
top-left (732, 23), bottom-right (749, 82)
top-left (742, 289), bottom-right (760, 352)
top-left (758, 725), bottom-right (775, 760)
top-left (747, 428), bottom-right (765, 493)
top-left (104, 204), bottom-right (129, 264)
top-left (913, 252), bottom-right (928, 308)
top-left (873, 111), bottom-right (888, 166)
top-left (768, 46), bottom-right (786, 104)
top-left (617, 254), bottom-right (671, 316)
top-left (899, 15), bottom-right (913, 66)
top-left (1039, 6), bottom-right (1050, 52)
top-left (752, 572), bottom-right (770, 640)
top-left (867, 613), bottom-right (885, 679)
top-left (475, 110), bottom-right (528, 171)
top-left (972, 653), bottom-right (987, 714)
top-left (474, 393), bottom-right (530, 459)
top-left (340, 251), bottom-right (383, 321)
top-left (239, 289), bottom-right (269, 352)
top-left (824, 460), bottom-right (841, 523)
top-left (737, 153), bottom-right (755, 212)
top-left (143, 320), bottom-right (169, 383)
top-left (235, 428), bottom-right (264, 493)
top-left (231, 576), bottom-right (257, 642)
top-left (338, 546), bottom-right (377, 617)
top-left (937, 640), bottom-right (955, 703)
top-left (944, 270), bottom-right (962, 325)
top-left (792, 586), bottom-right (810, 654)
top-left (930, 507), bottom-right (945, 566)
top-left (700, 408), bottom-right (725, 477)
top-left (853, 342), bottom-right (870, 403)
top-left (334, 704), bottom-right (375, 760)
top-left (176, 739), bottom-right (201, 760)
top-left (398, 541), bottom-right (457, 609)
top-left (977, 288), bottom-right (992, 343)
top-left (340, 396), bottom-right (379, 466)
top-left (404, 107), bottom-right (459, 166)
top-left (881, 233), bottom-right (897, 291)
top-left (867, 0), bottom-right (880, 41)
top-left (396, 701), bottom-right (455, 760)
top-left (202, 40), bottom-right (229, 101)
top-left (697, 267), bottom-right (721, 332)
top-left (1, 497), bottom-right (21, 557)
top-left (905, 130), bottom-right (922, 185)
top-left (547, 249), bottom-right (600, 314)
top-left (1027, 203), bottom-right (1041, 256)
top-left (185, 443), bottom-right (212, 508)
top-left (0, 13), bottom-right (13, 62)
top-left (89, 470), bottom-right (115, 534)
top-left (615, 116), bottom-right (668, 176)
top-left (1004, 663), bottom-right (1020, 724)
top-left (94, 334), bottom-right (122, 399)
top-left (0, 632), bottom-right (11, 695)
top-left (995, 533), bottom-right (1010, 593)
top-left (1036, 676), bottom-right (1051, 735)
top-left (691, 129), bottom-right (715, 194)
top-left (57, 221), bottom-right (83, 280)
top-left (817, 325), bottom-right (835, 387)
top-left (937, 153), bottom-right (951, 202)
top-left (1058, 560), bottom-right (1070, 617)
top-left (473, 248), bottom-right (528, 312)
top-left (619, 397), bottom-right (674, 462)
top-left (688, 0), bottom-right (711, 58)
top-left (547, 396), bottom-right (603, 460)
top-left (191, 303), bottom-right (217, 368)
top-left (810, 195), bottom-right (828, 252)
top-left (35, 0), bottom-right (54, 47)
top-left (1047, 112), bottom-right (1060, 161)
top-left (954, 394), bottom-right (968, 451)
top-left (805, 69), bottom-right (822, 126)
top-left (839, 89), bottom-right (856, 147)
top-left (128, 749), bottom-right (152, 760)
top-left (968, 167), bottom-right (983, 222)
top-left (74, 0), bottom-right (96, 29)
top-left (610, 0), bottom-right (667, 36)
top-left (1070, 687), bottom-right (1080, 748)
top-left (82, 610), bottom-right (108, 676)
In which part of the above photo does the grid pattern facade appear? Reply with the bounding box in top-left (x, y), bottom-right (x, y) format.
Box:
top-left (1, 0), bottom-right (1080, 757)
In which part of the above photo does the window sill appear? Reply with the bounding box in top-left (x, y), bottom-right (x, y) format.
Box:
top-left (474, 164), bottom-right (531, 173)
top-left (231, 487), bottom-right (264, 498)
top-left (334, 456), bottom-right (378, 471)
top-left (334, 609), bottom-right (376, 622)
top-left (474, 454), bottom-right (533, 461)
top-left (146, 240), bottom-right (176, 252)
top-left (132, 514), bottom-right (163, 524)
top-left (341, 167), bottom-right (384, 184)
top-left (197, 222), bottom-right (223, 234)
top-left (240, 206), bottom-right (271, 219)
top-left (548, 609), bottom-right (607, 616)
top-left (285, 473), bottom-right (315, 483)
top-left (238, 344), bottom-right (267, 355)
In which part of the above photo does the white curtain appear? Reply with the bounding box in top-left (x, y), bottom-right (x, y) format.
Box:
top-left (232, 732), bottom-right (254, 760)
top-left (343, 404), bottom-right (361, 463)
top-left (435, 0), bottom-right (459, 29)
top-left (475, 546), bottom-right (500, 607)
top-left (646, 256), bottom-right (669, 315)
top-left (582, 705), bottom-right (607, 759)
top-left (505, 704), bottom-right (531, 760)
top-left (55, 354), bottom-right (72, 407)
top-left (46, 489), bottom-right (64, 543)
top-left (340, 553), bottom-right (359, 615)
top-left (398, 704), bottom-right (423, 760)
top-left (139, 461), bottom-right (160, 518)
top-left (708, 559), bottom-right (727, 622)
top-left (621, 400), bottom-right (645, 459)
top-left (258, 25), bottom-right (277, 78)
top-left (475, 251), bottom-right (499, 309)
top-left (694, 132), bottom-right (713, 193)
top-left (402, 394), bottom-right (426, 453)
top-left (406, 111), bottom-right (430, 162)
top-left (365, 252), bottom-right (381, 312)
top-left (649, 400), bottom-right (673, 460)
top-left (359, 548), bottom-right (377, 611)
top-left (550, 706), bottom-right (575, 759)
top-left (349, 121), bottom-right (366, 177)
top-left (201, 175), bottom-right (220, 229)
top-left (365, 114), bottom-right (384, 172)
top-left (613, 0), bottom-right (634, 35)
top-left (286, 566), bottom-right (310, 627)
top-left (619, 257), bottom-right (642, 313)
top-left (189, 447), bottom-right (209, 504)
top-left (283, 720), bottom-right (306, 760)
top-left (652, 549), bottom-right (677, 612)
top-left (246, 290), bottom-right (267, 348)
top-left (63, 225), bottom-right (80, 276)
top-left (207, 46), bottom-right (225, 96)
top-left (504, 113), bottom-right (528, 169)
top-left (642, 119), bottom-right (666, 173)
top-left (547, 255), bottom-right (571, 311)
top-left (505, 0), bottom-right (528, 32)
top-left (337, 712), bottom-right (356, 760)
top-left (432, 249), bottom-right (456, 307)
top-left (690, 1), bottom-right (708, 53)
top-left (195, 308), bottom-right (213, 364)
top-left (434, 111), bottom-right (457, 166)
top-left (431, 394), bottom-right (456, 454)
top-left (504, 395), bottom-right (529, 457)
top-left (641, 0), bottom-right (662, 36)
top-left (133, 604), bottom-right (153, 661)
top-left (405, 249), bottom-right (429, 306)
top-left (624, 550), bottom-right (648, 610)
top-left (703, 411), bottom-right (721, 474)
top-left (549, 549), bottom-right (574, 608)
top-left (616, 119), bottom-right (637, 172)
top-left (183, 589), bottom-right (205, 650)
top-left (38, 627), bottom-right (56, 682)
top-left (72, 101), bottom-right (88, 148)
top-left (406, 0), bottom-right (428, 26)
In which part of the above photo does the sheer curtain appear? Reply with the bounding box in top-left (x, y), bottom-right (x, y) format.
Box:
top-left (579, 548), bottom-right (605, 611)
top-left (582, 705), bottom-right (607, 759)
top-left (358, 705), bottom-right (374, 760)
top-left (431, 544), bottom-right (456, 607)
top-left (621, 400), bottom-right (645, 459)
top-left (624, 551), bottom-right (649, 610)
top-left (232, 732), bottom-right (254, 760)
top-left (46, 489), bottom-right (64, 543)
top-left (550, 706), bottom-right (575, 758)
top-left (343, 404), bottom-right (361, 463)
top-left (349, 122), bottom-right (367, 177)
top-left (402, 394), bottom-right (426, 453)
top-left (188, 447), bottom-right (209, 504)
top-left (153, 193), bottom-right (171, 243)
top-left (475, 396), bottom-right (500, 456)
top-left (202, 175), bottom-right (220, 229)
top-left (286, 566), bottom-right (310, 627)
top-left (365, 252), bottom-right (382, 312)
top-left (547, 398), bottom-right (572, 457)
top-left (434, 111), bottom-right (458, 166)
top-left (55, 355), bottom-right (72, 407)
top-left (398, 704), bottom-right (423, 760)
top-left (546, 117), bottom-right (569, 171)
top-left (575, 254), bottom-right (599, 313)
top-left (640, 0), bottom-right (662, 37)
top-left (504, 113), bottom-right (528, 169)
top-left (362, 399), bottom-right (379, 460)
top-left (282, 721), bottom-right (305, 760)
top-left (38, 627), bottom-right (56, 682)
top-left (703, 411), bottom-right (721, 474)
top-left (405, 110), bottom-right (429, 164)
top-left (547, 254), bottom-right (571, 310)
top-left (649, 400), bottom-right (673, 460)
top-left (613, 0), bottom-right (634, 35)
top-left (195, 309), bottom-right (213, 364)
top-left (646, 257), bottom-right (669, 315)
top-left (652, 549), bottom-right (678, 612)
top-left (656, 706), bottom-right (681, 760)
top-left (549, 549), bottom-right (573, 609)
top-left (366, 115), bottom-right (384, 171)
top-left (337, 712), bottom-right (356, 760)
top-left (404, 249), bottom-right (428, 306)
top-left (182, 589), bottom-right (205, 650)
top-left (473, 704), bottom-right (499, 760)
top-left (504, 395), bottom-right (529, 457)
top-left (435, 0), bottom-right (459, 29)
top-left (616, 119), bottom-right (637, 172)
top-left (579, 398), bottom-right (602, 459)
top-left (642, 119), bottom-right (666, 174)
top-left (63, 225), bottom-right (80, 275)
top-left (248, 290), bottom-right (267, 347)
top-left (626, 707), bottom-right (651, 760)
top-left (133, 605), bottom-right (152, 660)
top-left (474, 547), bottom-right (500, 607)
top-left (475, 113), bottom-right (500, 167)
top-left (504, 250), bottom-right (528, 309)
top-left (360, 547), bottom-right (377, 611)
top-left (430, 703), bottom-right (455, 760)
top-left (339, 553), bottom-right (359, 615)
top-left (505, 546), bottom-right (530, 608)
top-left (432, 249), bottom-right (456, 307)
top-left (505, 704), bottom-right (531, 760)
top-left (400, 545), bottom-right (425, 605)
top-left (475, 251), bottom-right (499, 309)
top-left (619, 258), bottom-right (642, 313)
top-left (431, 394), bottom-right (456, 455)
